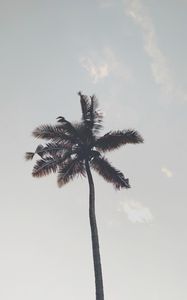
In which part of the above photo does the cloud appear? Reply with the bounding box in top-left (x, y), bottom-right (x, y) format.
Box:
top-left (119, 199), bottom-right (154, 224)
top-left (124, 0), bottom-right (187, 101)
top-left (80, 48), bottom-right (131, 83)
top-left (161, 167), bottom-right (173, 178)
top-left (80, 57), bottom-right (109, 83)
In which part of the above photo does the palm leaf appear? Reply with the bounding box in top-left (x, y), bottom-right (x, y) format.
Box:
top-left (58, 158), bottom-right (85, 187)
top-left (25, 145), bottom-right (44, 160)
top-left (25, 143), bottom-right (65, 161)
top-left (56, 116), bottom-right (82, 142)
top-left (32, 156), bottom-right (60, 177)
top-left (90, 95), bottom-right (103, 133)
top-left (25, 152), bottom-right (35, 160)
top-left (79, 92), bottom-right (91, 122)
top-left (73, 122), bottom-right (94, 145)
top-left (32, 124), bottom-right (75, 144)
top-left (37, 142), bottom-right (67, 158)
top-left (78, 92), bottom-right (103, 133)
top-left (91, 156), bottom-right (130, 189)
top-left (94, 129), bottom-right (144, 152)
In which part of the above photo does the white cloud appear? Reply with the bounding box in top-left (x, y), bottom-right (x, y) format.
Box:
top-left (80, 57), bottom-right (109, 83)
top-left (119, 199), bottom-right (154, 224)
top-left (124, 0), bottom-right (187, 101)
top-left (80, 48), bottom-right (131, 83)
top-left (161, 167), bottom-right (173, 178)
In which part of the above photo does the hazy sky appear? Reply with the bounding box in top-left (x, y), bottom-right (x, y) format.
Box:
top-left (0, 0), bottom-right (187, 299)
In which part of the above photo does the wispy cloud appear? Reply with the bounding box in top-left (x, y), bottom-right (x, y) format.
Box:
top-left (124, 0), bottom-right (187, 101)
top-left (119, 199), bottom-right (154, 224)
top-left (80, 57), bottom-right (109, 83)
top-left (80, 48), bottom-right (131, 83)
top-left (161, 167), bottom-right (173, 178)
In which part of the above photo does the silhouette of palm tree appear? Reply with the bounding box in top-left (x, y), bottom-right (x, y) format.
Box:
top-left (26, 92), bottom-right (143, 300)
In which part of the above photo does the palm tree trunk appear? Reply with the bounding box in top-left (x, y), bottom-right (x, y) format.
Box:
top-left (85, 160), bottom-right (104, 300)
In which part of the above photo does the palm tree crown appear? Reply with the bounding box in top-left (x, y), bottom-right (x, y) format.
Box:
top-left (26, 92), bottom-right (143, 188)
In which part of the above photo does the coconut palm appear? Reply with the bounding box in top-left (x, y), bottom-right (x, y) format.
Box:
top-left (25, 92), bottom-right (143, 300)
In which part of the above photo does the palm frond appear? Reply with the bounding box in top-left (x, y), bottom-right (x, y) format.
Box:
top-left (37, 142), bottom-right (66, 158)
top-left (90, 95), bottom-right (103, 133)
top-left (56, 116), bottom-right (81, 142)
top-left (32, 124), bottom-right (75, 144)
top-left (91, 156), bottom-right (130, 189)
top-left (73, 122), bottom-right (94, 145)
top-left (78, 92), bottom-right (103, 133)
top-left (94, 129), bottom-right (144, 152)
top-left (79, 92), bottom-right (91, 122)
top-left (58, 158), bottom-right (85, 187)
top-left (32, 156), bottom-right (60, 177)
top-left (25, 152), bottom-right (35, 160)
top-left (25, 144), bottom-right (44, 160)
top-left (25, 143), bottom-right (61, 161)
top-left (32, 147), bottom-right (76, 178)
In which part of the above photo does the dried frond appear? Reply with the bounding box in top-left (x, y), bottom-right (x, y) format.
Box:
top-left (25, 152), bottom-right (35, 160)
top-left (57, 158), bottom-right (85, 187)
top-left (91, 156), bottom-right (130, 189)
top-left (94, 129), bottom-right (144, 152)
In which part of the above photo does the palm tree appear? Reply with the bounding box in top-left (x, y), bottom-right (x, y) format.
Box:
top-left (25, 92), bottom-right (143, 300)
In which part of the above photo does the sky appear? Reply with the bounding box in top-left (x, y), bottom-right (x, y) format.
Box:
top-left (0, 0), bottom-right (187, 299)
